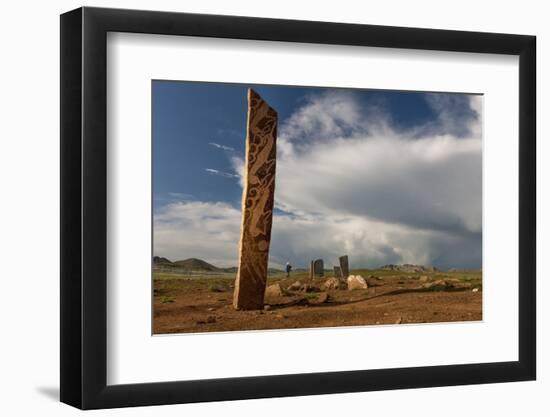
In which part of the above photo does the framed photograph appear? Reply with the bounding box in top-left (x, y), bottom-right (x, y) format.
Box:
top-left (60, 6), bottom-right (536, 409)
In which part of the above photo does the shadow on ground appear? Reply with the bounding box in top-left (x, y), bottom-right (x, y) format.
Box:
top-left (269, 286), bottom-right (471, 310)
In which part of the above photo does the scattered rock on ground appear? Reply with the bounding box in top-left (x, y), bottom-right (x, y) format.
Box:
top-left (347, 275), bottom-right (369, 290)
top-left (265, 283), bottom-right (284, 297)
top-left (472, 287), bottom-right (479, 293)
top-left (322, 277), bottom-right (347, 290)
top-left (419, 276), bottom-right (429, 283)
top-left (423, 280), bottom-right (452, 291)
top-left (264, 304), bottom-right (272, 311)
top-left (395, 316), bottom-right (403, 324)
top-left (318, 292), bottom-right (329, 303)
top-left (206, 315), bottom-right (217, 323)
top-left (299, 283), bottom-right (321, 293)
top-left (309, 292), bottom-right (329, 304)
top-left (287, 281), bottom-right (302, 291)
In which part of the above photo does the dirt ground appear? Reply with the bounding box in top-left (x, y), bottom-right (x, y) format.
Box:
top-left (153, 270), bottom-right (482, 334)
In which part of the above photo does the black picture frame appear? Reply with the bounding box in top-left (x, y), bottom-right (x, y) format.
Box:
top-left (60, 6), bottom-right (536, 410)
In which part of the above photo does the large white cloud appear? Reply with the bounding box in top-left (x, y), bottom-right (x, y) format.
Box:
top-left (274, 134), bottom-right (481, 234)
top-left (154, 201), bottom-right (241, 267)
top-left (154, 200), bottom-right (481, 270)
top-left (155, 90), bottom-right (482, 270)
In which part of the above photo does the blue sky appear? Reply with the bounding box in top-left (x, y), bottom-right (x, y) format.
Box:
top-left (153, 81), bottom-right (482, 270)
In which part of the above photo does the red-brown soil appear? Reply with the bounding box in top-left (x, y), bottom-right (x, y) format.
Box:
top-left (153, 272), bottom-right (482, 334)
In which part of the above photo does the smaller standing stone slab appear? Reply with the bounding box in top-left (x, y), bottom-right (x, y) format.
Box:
top-left (313, 259), bottom-right (324, 277)
top-left (333, 266), bottom-right (343, 279)
top-left (339, 255), bottom-right (349, 279)
top-left (309, 260), bottom-right (315, 281)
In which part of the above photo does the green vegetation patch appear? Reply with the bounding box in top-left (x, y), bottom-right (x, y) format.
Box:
top-left (160, 296), bottom-right (175, 304)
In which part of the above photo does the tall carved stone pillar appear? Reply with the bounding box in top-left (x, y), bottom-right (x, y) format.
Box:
top-left (233, 89), bottom-right (278, 310)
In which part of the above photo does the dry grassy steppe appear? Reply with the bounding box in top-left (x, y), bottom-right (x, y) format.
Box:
top-left (153, 269), bottom-right (482, 334)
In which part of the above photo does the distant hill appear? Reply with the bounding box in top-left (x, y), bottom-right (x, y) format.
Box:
top-left (379, 264), bottom-right (439, 273)
top-left (217, 266), bottom-right (283, 274)
top-left (153, 257), bottom-right (287, 274)
top-left (173, 258), bottom-right (220, 271)
top-left (447, 267), bottom-right (482, 273)
top-left (153, 256), bottom-right (174, 266)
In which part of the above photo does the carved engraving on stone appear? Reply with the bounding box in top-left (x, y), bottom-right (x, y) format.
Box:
top-left (339, 255), bottom-right (349, 279)
top-left (233, 89), bottom-right (278, 310)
